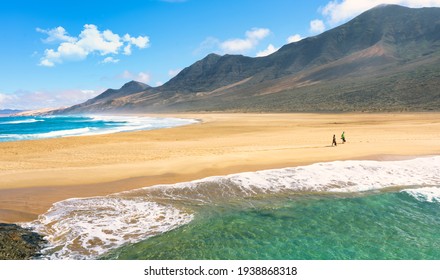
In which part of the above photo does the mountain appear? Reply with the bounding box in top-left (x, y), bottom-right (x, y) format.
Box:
top-left (0, 109), bottom-right (25, 115)
top-left (58, 5), bottom-right (440, 113)
top-left (52, 80), bottom-right (150, 114)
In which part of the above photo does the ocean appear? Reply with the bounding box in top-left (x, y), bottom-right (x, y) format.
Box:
top-left (0, 115), bottom-right (198, 142)
top-left (21, 156), bottom-right (440, 260)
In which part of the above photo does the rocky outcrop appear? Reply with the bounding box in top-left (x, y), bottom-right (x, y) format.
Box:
top-left (0, 223), bottom-right (45, 260)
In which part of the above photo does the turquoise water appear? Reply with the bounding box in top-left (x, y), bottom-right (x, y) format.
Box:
top-left (0, 115), bottom-right (197, 142)
top-left (104, 191), bottom-right (440, 260)
top-left (25, 156), bottom-right (440, 259)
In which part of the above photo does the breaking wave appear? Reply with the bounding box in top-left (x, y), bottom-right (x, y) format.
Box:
top-left (0, 115), bottom-right (199, 142)
top-left (402, 187), bottom-right (440, 203)
top-left (22, 156), bottom-right (440, 259)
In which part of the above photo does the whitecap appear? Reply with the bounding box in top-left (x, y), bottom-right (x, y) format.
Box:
top-left (402, 187), bottom-right (440, 203)
top-left (0, 118), bottom-right (43, 124)
top-left (5, 127), bottom-right (94, 141)
top-left (23, 196), bottom-right (193, 260)
top-left (1, 115), bottom-right (199, 141)
top-left (22, 156), bottom-right (440, 259)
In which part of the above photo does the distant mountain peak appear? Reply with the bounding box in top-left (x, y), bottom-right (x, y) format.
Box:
top-left (206, 53), bottom-right (221, 58)
top-left (374, 3), bottom-right (394, 9)
top-left (82, 80), bottom-right (151, 104)
top-left (120, 80), bottom-right (150, 91)
top-left (0, 109), bottom-right (25, 115)
top-left (366, 3), bottom-right (414, 14)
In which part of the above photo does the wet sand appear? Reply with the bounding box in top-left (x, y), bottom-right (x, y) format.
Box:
top-left (1, 113), bottom-right (439, 223)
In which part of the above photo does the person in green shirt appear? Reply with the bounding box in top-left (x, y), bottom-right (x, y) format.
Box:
top-left (341, 131), bottom-right (346, 143)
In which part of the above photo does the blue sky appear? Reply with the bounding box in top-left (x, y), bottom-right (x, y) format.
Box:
top-left (1, 0), bottom-right (440, 110)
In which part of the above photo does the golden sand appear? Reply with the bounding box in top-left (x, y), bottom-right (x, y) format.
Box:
top-left (1, 113), bottom-right (439, 223)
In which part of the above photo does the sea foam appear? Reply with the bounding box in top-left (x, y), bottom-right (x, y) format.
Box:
top-left (0, 115), bottom-right (199, 142)
top-left (23, 156), bottom-right (440, 259)
top-left (0, 118), bottom-right (43, 124)
top-left (80, 116), bottom-right (199, 136)
top-left (402, 187), bottom-right (440, 203)
top-left (27, 197), bottom-right (193, 260)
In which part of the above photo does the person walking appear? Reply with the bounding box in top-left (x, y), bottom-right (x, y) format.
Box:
top-left (341, 131), bottom-right (346, 143)
top-left (332, 134), bottom-right (337, 146)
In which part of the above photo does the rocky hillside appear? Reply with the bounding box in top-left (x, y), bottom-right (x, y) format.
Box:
top-left (57, 5), bottom-right (440, 114)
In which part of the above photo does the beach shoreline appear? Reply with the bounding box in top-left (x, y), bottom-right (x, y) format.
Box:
top-left (1, 113), bottom-right (439, 223)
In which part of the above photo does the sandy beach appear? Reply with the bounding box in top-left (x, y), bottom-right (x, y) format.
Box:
top-left (1, 113), bottom-right (439, 223)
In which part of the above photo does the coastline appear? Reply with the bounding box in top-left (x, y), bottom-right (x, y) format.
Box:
top-left (1, 113), bottom-right (440, 223)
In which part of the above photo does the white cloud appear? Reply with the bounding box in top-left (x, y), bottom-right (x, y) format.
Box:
top-left (0, 93), bottom-right (7, 103)
top-left (0, 89), bottom-right (100, 110)
top-left (221, 39), bottom-right (254, 53)
top-left (58, 42), bottom-right (88, 59)
top-left (36, 26), bottom-right (77, 43)
top-left (193, 37), bottom-right (220, 55)
top-left (321, 0), bottom-right (440, 25)
top-left (80, 89), bottom-right (96, 96)
top-left (220, 28), bottom-right (270, 54)
top-left (137, 72), bottom-right (151, 83)
top-left (0, 93), bottom-right (16, 108)
top-left (287, 34), bottom-right (303, 43)
top-left (39, 58), bottom-right (56, 67)
top-left (39, 42), bottom-right (88, 67)
top-left (246, 28), bottom-right (271, 41)
top-left (76, 24), bottom-right (122, 55)
top-left (101, 57), bottom-right (120, 64)
top-left (38, 24), bottom-right (150, 67)
top-left (310, 19), bottom-right (326, 34)
top-left (194, 28), bottom-right (270, 56)
top-left (119, 70), bottom-right (151, 84)
top-left (123, 44), bottom-right (132, 55)
top-left (123, 34), bottom-right (150, 48)
top-left (122, 34), bottom-right (150, 56)
top-left (256, 44), bottom-right (279, 57)
top-left (120, 70), bottom-right (133, 80)
top-left (168, 69), bottom-right (182, 77)
top-left (57, 89), bottom-right (98, 104)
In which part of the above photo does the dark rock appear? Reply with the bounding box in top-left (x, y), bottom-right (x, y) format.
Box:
top-left (0, 223), bottom-right (46, 260)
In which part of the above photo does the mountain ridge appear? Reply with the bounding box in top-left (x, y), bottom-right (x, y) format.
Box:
top-left (56, 5), bottom-right (440, 114)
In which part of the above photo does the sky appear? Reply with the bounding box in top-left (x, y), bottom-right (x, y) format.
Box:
top-left (1, 0), bottom-right (440, 110)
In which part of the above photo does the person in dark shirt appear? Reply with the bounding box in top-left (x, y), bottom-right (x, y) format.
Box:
top-left (332, 134), bottom-right (337, 146)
